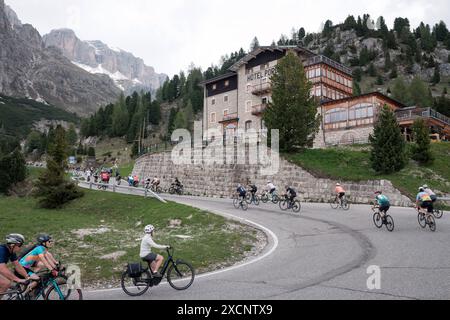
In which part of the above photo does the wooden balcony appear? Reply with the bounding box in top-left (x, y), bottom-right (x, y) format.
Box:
top-left (251, 104), bottom-right (268, 116)
top-left (251, 82), bottom-right (272, 96)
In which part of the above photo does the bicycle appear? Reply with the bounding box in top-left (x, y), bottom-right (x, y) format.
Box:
top-left (432, 201), bottom-right (444, 219)
top-left (417, 207), bottom-right (436, 232)
top-left (0, 280), bottom-right (30, 301)
top-left (233, 195), bottom-right (249, 211)
top-left (279, 195), bottom-right (301, 214)
top-left (330, 194), bottom-right (350, 211)
top-left (169, 184), bottom-right (184, 195)
top-left (260, 191), bottom-right (280, 204)
top-left (372, 206), bottom-right (394, 232)
top-left (246, 193), bottom-right (260, 206)
top-left (121, 247), bottom-right (195, 297)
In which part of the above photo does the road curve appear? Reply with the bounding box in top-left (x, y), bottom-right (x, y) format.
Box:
top-left (81, 188), bottom-right (450, 300)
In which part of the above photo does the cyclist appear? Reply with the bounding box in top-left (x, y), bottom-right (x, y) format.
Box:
top-left (236, 184), bottom-right (247, 202)
top-left (173, 178), bottom-right (183, 192)
top-left (423, 185), bottom-right (437, 204)
top-left (0, 234), bottom-right (36, 295)
top-left (140, 225), bottom-right (170, 278)
top-left (374, 191), bottom-right (390, 219)
top-left (248, 183), bottom-right (258, 201)
top-left (416, 187), bottom-right (434, 215)
top-left (128, 175), bottom-right (134, 186)
top-left (100, 170), bottom-right (110, 184)
top-left (266, 181), bottom-right (276, 195)
top-left (151, 176), bottom-right (160, 189)
top-left (133, 175), bottom-right (140, 187)
top-left (335, 183), bottom-right (346, 205)
top-left (285, 185), bottom-right (297, 207)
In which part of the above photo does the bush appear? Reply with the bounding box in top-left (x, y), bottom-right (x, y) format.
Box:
top-left (0, 149), bottom-right (26, 194)
top-left (410, 119), bottom-right (434, 164)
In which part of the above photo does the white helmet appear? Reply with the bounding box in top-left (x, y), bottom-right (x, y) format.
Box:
top-left (144, 225), bottom-right (155, 234)
top-left (423, 185), bottom-right (429, 189)
top-left (336, 183), bottom-right (341, 186)
top-left (6, 234), bottom-right (25, 245)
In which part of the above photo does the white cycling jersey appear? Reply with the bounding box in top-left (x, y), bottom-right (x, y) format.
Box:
top-left (266, 183), bottom-right (276, 191)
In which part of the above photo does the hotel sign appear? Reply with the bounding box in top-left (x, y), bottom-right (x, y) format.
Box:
top-left (247, 67), bottom-right (276, 82)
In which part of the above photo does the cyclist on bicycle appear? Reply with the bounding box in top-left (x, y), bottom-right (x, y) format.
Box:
top-left (140, 225), bottom-right (170, 278)
top-left (236, 184), bottom-right (247, 201)
top-left (374, 191), bottom-right (390, 219)
top-left (335, 183), bottom-right (346, 205)
top-left (285, 185), bottom-right (297, 206)
top-left (416, 187), bottom-right (434, 215)
top-left (0, 234), bottom-right (37, 295)
top-left (173, 178), bottom-right (183, 191)
top-left (248, 183), bottom-right (258, 201)
top-left (151, 176), bottom-right (161, 189)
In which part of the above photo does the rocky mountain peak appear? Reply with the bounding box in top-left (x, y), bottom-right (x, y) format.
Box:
top-left (5, 3), bottom-right (22, 28)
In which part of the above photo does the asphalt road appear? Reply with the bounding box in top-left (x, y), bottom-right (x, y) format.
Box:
top-left (80, 184), bottom-right (450, 300)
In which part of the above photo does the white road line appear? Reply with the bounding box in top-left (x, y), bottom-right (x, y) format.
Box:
top-left (87, 203), bottom-right (279, 295)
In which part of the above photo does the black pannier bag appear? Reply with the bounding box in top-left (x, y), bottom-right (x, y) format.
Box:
top-left (126, 263), bottom-right (143, 278)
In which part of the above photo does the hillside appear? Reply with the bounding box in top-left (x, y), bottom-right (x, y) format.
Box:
top-left (0, 94), bottom-right (79, 137)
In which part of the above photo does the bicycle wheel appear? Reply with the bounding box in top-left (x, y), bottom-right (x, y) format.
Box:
top-left (292, 201), bottom-right (301, 213)
top-left (279, 200), bottom-right (288, 211)
top-left (120, 270), bottom-right (151, 297)
top-left (245, 193), bottom-right (252, 202)
top-left (418, 213), bottom-right (427, 228)
top-left (330, 199), bottom-right (339, 210)
top-left (45, 284), bottom-right (83, 300)
top-left (385, 215), bottom-right (395, 232)
top-left (253, 196), bottom-right (260, 206)
top-left (261, 194), bottom-right (268, 203)
top-left (233, 198), bottom-right (240, 209)
top-left (272, 195), bottom-right (280, 204)
top-left (373, 212), bottom-right (383, 229)
top-left (241, 201), bottom-right (248, 211)
top-left (433, 209), bottom-right (443, 219)
top-left (342, 200), bottom-right (351, 211)
top-left (169, 187), bottom-right (175, 195)
top-left (167, 261), bottom-right (195, 291)
top-left (427, 215), bottom-right (436, 232)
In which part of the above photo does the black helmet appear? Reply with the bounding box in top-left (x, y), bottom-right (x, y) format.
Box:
top-left (37, 234), bottom-right (52, 245)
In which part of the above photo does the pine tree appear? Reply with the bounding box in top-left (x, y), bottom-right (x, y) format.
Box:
top-left (410, 77), bottom-right (433, 107)
top-left (33, 126), bottom-right (83, 208)
top-left (250, 37), bottom-right (260, 51)
top-left (390, 65), bottom-right (398, 79)
top-left (392, 77), bottom-right (412, 105)
top-left (262, 51), bottom-right (320, 152)
top-left (369, 106), bottom-right (406, 173)
top-left (411, 118), bottom-right (434, 164)
top-left (112, 94), bottom-right (129, 137)
top-left (432, 65), bottom-right (441, 85)
top-left (66, 124), bottom-right (78, 146)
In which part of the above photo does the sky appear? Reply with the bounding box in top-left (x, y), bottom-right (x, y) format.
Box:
top-left (6, 0), bottom-right (450, 77)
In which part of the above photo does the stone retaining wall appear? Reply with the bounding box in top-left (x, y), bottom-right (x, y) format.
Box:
top-left (132, 151), bottom-right (413, 207)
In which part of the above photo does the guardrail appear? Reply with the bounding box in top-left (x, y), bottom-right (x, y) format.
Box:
top-left (75, 178), bottom-right (167, 203)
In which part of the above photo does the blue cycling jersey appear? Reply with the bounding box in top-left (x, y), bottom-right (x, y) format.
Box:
top-left (19, 245), bottom-right (46, 268)
top-left (0, 244), bottom-right (17, 264)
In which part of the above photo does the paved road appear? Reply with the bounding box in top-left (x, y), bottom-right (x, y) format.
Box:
top-left (80, 183), bottom-right (450, 300)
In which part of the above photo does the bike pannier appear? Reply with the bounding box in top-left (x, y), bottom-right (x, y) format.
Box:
top-left (126, 263), bottom-right (143, 278)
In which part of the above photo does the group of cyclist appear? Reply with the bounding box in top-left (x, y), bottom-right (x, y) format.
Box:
top-left (0, 233), bottom-right (58, 297)
top-left (236, 180), bottom-right (441, 221)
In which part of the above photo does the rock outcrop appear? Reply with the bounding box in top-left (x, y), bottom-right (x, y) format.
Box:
top-left (0, 0), bottom-right (120, 116)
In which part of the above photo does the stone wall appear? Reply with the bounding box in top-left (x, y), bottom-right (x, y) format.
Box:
top-left (132, 150), bottom-right (412, 207)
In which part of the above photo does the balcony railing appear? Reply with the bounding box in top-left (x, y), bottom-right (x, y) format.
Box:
top-left (251, 82), bottom-right (272, 95)
top-left (220, 112), bottom-right (239, 122)
top-left (251, 104), bottom-right (268, 116)
top-left (396, 108), bottom-right (450, 126)
top-left (304, 55), bottom-right (353, 75)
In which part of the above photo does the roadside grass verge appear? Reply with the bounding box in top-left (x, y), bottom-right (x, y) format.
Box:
top-left (286, 143), bottom-right (450, 200)
top-left (0, 190), bottom-right (259, 288)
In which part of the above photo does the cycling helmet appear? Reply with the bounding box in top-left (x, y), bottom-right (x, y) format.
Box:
top-left (423, 184), bottom-right (429, 189)
top-left (336, 183), bottom-right (341, 186)
top-left (6, 234), bottom-right (25, 245)
top-left (375, 191), bottom-right (382, 194)
top-left (37, 234), bottom-right (52, 245)
top-left (144, 225), bottom-right (155, 234)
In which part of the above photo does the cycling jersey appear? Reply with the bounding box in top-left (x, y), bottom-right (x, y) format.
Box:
top-left (249, 185), bottom-right (257, 193)
top-left (335, 186), bottom-right (345, 194)
top-left (286, 187), bottom-right (297, 197)
top-left (237, 187), bottom-right (246, 195)
top-left (417, 192), bottom-right (432, 203)
top-left (0, 244), bottom-right (17, 264)
top-left (19, 246), bottom-right (46, 269)
top-left (424, 188), bottom-right (436, 197)
top-left (376, 194), bottom-right (390, 207)
top-left (140, 235), bottom-right (168, 258)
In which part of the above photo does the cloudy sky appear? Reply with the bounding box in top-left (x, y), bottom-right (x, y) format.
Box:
top-left (6, 0), bottom-right (450, 77)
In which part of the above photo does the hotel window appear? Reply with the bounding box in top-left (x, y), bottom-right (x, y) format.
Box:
top-left (260, 64), bottom-right (265, 71)
top-left (210, 112), bottom-right (216, 123)
top-left (331, 72), bottom-right (336, 81)
top-left (327, 70), bottom-right (332, 79)
top-left (212, 84), bottom-right (217, 90)
top-left (211, 98), bottom-right (216, 106)
top-left (224, 80), bottom-right (230, 87)
top-left (348, 80), bottom-right (353, 88)
top-left (315, 68), bottom-right (321, 78)
top-left (349, 103), bottom-right (374, 120)
top-left (325, 108), bottom-right (348, 124)
top-left (315, 87), bottom-right (322, 97)
top-left (246, 101), bottom-right (252, 113)
top-left (223, 109), bottom-right (229, 116)
top-left (224, 95), bottom-right (229, 103)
